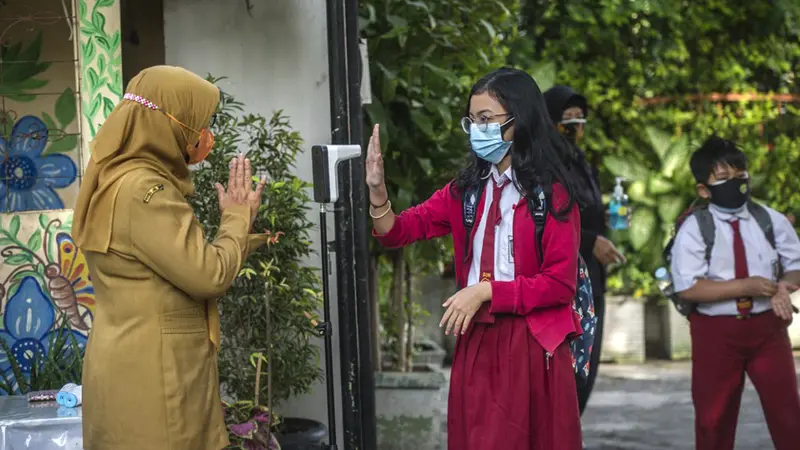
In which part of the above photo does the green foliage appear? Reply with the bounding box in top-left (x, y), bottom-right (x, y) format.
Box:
top-left (604, 128), bottom-right (698, 295)
top-left (514, 0), bottom-right (800, 295)
top-left (190, 80), bottom-right (322, 407)
top-left (0, 315), bottom-right (84, 395)
top-left (360, 0), bottom-right (521, 369)
top-left (376, 254), bottom-right (430, 370)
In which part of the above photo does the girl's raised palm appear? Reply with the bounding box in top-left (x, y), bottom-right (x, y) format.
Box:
top-left (365, 124), bottom-right (385, 191)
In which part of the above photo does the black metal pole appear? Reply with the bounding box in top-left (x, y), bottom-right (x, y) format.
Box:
top-left (343, 0), bottom-right (378, 447)
top-left (326, 0), bottom-right (365, 449)
top-left (318, 206), bottom-right (338, 450)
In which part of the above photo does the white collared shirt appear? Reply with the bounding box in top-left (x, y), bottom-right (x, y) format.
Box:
top-left (670, 203), bottom-right (800, 316)
top-left (466, 166), bottom-right (522, 287)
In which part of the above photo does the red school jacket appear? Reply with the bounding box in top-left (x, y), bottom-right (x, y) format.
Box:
top-left (373, 181), bottom-right (583, 354)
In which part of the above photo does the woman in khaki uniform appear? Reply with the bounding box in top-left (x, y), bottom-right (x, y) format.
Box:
top-left (72, 66), bottom-right (267, 450)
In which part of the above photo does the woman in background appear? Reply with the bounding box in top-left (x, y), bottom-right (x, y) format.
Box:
top-left (73, 66), bottom-right (267, 450)
top-left (369, 68), bottom-right (583, 449)
top-left (544, 86), bottom-right (625, 418)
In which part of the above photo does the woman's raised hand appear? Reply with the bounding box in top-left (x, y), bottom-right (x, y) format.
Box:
top-left (365, 124), bottom-right (388, 203)
top-left (215, 154), bottom-right (266, 227)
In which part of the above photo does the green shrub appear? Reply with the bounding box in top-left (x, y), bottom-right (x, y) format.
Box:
top-left (190, 79), bottom-right (322, 407)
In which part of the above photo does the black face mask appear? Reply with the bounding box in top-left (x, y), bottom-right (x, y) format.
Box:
top-left (558, 119), bottom-right (585, 144)
top-left (561, 123), bottom-right (580, 144)
top-left (706, 177), bottom-right (750, 210)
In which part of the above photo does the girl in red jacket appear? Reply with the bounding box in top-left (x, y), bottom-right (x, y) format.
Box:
top-left (368, 67), bottom-right (583, 449)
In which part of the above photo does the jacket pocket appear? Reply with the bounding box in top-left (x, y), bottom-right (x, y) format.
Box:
top-left (161, 307), bottom-right (207, 334)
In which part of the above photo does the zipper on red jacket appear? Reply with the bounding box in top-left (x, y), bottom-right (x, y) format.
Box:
top-left (545, 352), bottom-right (552, 370)
top-left (511, 198), bottom-right (520, 277)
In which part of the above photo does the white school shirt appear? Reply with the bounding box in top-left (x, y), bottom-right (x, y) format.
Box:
top-left (466, 166), bottom-right (522, 287)
top-left (670, 203), bottom-right (800, 316)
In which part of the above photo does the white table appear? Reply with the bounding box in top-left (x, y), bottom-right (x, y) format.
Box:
top-left (0, 396), bottom-right (82, 449)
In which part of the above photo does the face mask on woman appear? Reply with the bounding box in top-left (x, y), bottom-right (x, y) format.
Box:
top-left (707, 175), bottom-right (750, 211)
top-left (175, 113), bottom-right (216, 165)
top-left (469, 118), bottom-right (514, 165)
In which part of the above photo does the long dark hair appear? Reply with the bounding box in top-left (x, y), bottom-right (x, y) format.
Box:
top-left (452, 67), bottom-right (576, 219)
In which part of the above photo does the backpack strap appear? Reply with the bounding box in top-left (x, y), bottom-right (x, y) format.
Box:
top-left (693, 208), bottom-right (715, 264)
top-left (529, 186), bottom-right (548, 264)
top-left (747, 201), bottom-right (776, 249)
top-left (462, 181), bottom-right (486, 263)
top-left (747, 200), bottom-right (782, 278)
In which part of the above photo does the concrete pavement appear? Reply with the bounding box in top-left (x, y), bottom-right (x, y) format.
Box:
top-left (581, 359), bottom-right (800, 449)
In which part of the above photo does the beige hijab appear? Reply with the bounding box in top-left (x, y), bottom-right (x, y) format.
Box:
top-left (72, 66), bottom-right (219, 253)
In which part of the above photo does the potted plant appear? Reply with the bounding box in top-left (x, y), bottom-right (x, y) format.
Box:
top-left (191, 80), bottom-right (325, 448)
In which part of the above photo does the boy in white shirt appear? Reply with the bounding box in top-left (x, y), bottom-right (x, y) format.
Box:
top-left (670, 135), bottom-right (800, 450)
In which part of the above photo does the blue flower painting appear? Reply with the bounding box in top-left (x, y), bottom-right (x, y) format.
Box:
top-left (0, 115), bottom-right (78, 212)
top-left (0, 277), bottom-right (87, 393)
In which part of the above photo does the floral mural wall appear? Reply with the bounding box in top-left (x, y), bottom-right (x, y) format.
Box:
top-left (0, 0), bottom-right (121, 394)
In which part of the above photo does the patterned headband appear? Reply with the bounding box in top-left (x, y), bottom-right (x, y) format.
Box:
top-left (123, 93), bottom-right (162, 111)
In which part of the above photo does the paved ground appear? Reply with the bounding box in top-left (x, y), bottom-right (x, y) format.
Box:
top-left (581, 359), bottom-right (800, 450)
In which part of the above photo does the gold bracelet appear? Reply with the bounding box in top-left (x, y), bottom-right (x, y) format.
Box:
top-left (369, 200), bottom-right (392, 219)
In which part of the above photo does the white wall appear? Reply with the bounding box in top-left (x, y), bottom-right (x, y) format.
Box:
top-left (163, 0), bottom-right (341, 443)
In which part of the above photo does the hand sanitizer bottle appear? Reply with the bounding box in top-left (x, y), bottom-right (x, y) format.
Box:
top-left (654, 267), bottom-right (674, 298)
top-left (609, 177), bottom-right (629, 230)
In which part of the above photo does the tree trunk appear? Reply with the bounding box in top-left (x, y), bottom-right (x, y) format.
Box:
top-left (369, 254), bottom-right (382, 372)
top-left (404, 260), bottom-right (414, 372)
top-left (388, 249), bottom-right (407, 372)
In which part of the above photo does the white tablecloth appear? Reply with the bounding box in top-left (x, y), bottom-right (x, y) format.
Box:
top-left (0, 396), bottom-right (82, 449)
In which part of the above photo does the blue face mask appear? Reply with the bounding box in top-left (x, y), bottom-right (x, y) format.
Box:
top-left (469, 120), bottom-right (513, 165)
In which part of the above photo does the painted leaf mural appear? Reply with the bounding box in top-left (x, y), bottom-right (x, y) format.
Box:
top-left (41, 87), bottom-right (80, 155)
top-left (0, 33), bottom-right (51, 102)
top-left (79, 0), bottom-right (124, 139)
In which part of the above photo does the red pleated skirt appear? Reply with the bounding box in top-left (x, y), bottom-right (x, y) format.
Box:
top-left (447, 314), bottom-right (582, 450)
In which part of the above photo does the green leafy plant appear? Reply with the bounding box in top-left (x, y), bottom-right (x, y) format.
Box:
top-left (190, 78), bottom-right (322, 412)
top-left (376, 255), bottom-right (430, 371)
top-left (604, 128), bottom-right (699, 296)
